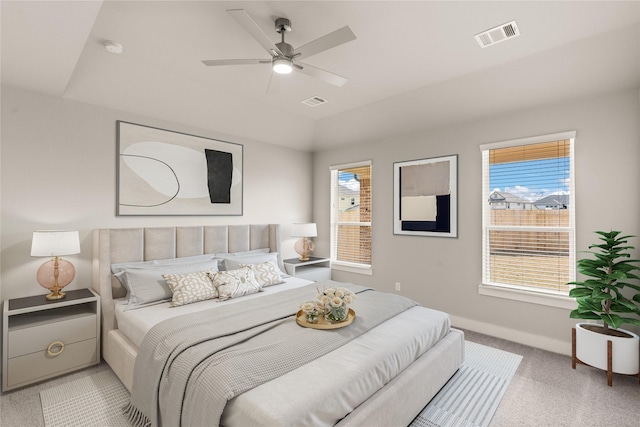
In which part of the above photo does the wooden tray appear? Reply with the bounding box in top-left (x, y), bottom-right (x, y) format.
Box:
top-left (296, 308), bottom-right (356, 330)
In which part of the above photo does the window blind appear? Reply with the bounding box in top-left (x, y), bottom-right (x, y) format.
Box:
top-left (330, 162), bottom-right (372, 267)
top-left (481, 133), bottom-right (575, 294)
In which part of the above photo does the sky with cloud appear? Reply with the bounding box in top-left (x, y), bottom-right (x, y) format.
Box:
top-left (490, 157), bottom-right (570, 202)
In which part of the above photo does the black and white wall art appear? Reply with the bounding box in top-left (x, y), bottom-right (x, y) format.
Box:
top-left (116, 121), bottom-right (243, 216)
top-left (393, 155), bottom-right (457, 237)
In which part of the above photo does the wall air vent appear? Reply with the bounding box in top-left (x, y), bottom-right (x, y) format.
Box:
top-left (475, 20), bottom-right (520, 48)
top-left (301, 96), bottom-right (328, 107)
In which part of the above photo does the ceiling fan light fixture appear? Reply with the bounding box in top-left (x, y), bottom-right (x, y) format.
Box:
top-left (273, 58), bottom-right (293, 74)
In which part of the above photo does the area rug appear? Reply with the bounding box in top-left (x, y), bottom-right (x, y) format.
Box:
top-left (40, 341), bottom-right (521, 427)
top-left (410, 340), bottom-right (523, 427)
top-left (40, 370), bottom-right (130, 427)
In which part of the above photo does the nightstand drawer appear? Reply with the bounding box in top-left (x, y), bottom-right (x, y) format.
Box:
top-left (7, 338), bottom-right (98, 388)
top-left (8, 310), bottom-right (96, 358)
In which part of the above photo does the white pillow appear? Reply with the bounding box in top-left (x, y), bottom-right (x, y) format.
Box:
top-left (221, 252), bottom-right (286, 276)
top-left (239, 260), bottom-right (284, 287)
top-left (209, 267), bottom-right (262, 301)
top-left (119, 260), bottom-right (219, 310)
top-left (111, 254), bottom-right (217, 274)
top-left (163, 271), bottom-right (218, 307)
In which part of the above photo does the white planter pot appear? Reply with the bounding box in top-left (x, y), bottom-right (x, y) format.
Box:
top-left (575, 322), bottom-right (640, 375)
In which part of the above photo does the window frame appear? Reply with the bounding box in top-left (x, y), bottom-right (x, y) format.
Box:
top-left (330, 160), bottom-right (373, 275)
top-left (479, 131), bottom-right (576, 309)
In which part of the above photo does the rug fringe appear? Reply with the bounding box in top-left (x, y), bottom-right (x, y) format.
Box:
top-left (123, 401), bottom-right (151, 427)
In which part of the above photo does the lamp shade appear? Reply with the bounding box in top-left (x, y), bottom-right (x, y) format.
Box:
top-left (291, 223), bottom-right (317, 238)
top-left (31, 230), bottom-right (80, 257)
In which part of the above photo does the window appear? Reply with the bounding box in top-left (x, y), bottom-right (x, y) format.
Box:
top-left (330, 161), bottom-right (372, 274)
top-left (480, 131), bottom-right (575, 307)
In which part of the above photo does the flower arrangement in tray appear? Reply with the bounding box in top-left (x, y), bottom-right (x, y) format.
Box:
top-left (316, 286), bottom-right (356, 323)
top-left (299, 286), bottom-right (356, 324)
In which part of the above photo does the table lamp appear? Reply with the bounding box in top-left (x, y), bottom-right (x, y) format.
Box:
top-left (292, 223), bottom-right (317, 261)
top-left (31, 230), bottom-right (80, 300)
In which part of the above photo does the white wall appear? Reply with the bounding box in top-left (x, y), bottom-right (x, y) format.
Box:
top-left (0, 85), bottom-right (313, 305)
top-left (312, 89), bottom-right (640, 355)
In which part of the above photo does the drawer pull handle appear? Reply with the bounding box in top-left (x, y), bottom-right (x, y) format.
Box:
top-left (47, 340), bottom-right (65, 356)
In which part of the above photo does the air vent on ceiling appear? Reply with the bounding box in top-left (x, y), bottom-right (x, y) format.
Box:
top-left (301, 96), bottom-right (328, 107)
top-left (475, 20), bottom-right (520, 48)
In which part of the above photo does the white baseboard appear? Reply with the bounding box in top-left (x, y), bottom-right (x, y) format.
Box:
top-left (451, 314), bottom-right (571, 356)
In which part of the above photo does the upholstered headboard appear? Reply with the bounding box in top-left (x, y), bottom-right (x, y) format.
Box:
top-left (92, 224), bottom-right (282, 337)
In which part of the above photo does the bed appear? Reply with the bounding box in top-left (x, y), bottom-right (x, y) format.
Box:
top-left (92, 224), bottom-right (464, 426)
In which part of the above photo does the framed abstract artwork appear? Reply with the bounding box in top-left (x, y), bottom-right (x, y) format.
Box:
top-left (116, 121), bottom-right (243, 216)
top-left (393, 154), bottom-right (457, 237)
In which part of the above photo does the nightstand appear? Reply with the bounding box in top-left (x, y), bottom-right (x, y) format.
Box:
top-left (284, 257), bottom-right (331, 282)
top-left (2, 288), bottom-right (100, 391)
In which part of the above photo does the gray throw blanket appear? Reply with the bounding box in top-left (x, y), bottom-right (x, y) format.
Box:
top-left (125, 281), bottom-right (417, 427)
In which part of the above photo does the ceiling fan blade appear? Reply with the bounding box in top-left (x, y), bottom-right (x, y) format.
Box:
top-left (201, 59), bottom-right (268, 66)
top-left (227, 9), bottom-right (283, 56)
top-left (293, 26), bottom-right (356, 60)
top-left (296, 62), bottom-right (348, 87)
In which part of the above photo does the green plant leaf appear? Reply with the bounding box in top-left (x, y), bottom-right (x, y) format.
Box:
top-left (591, 289), bottom-right (612, 302)
top-left (576, 298), bottom-right (603, 313)
top-left (569, 288), bottom-right (593, 298)
top-left (609, 301), bottom-right (638, 313)
top-left (601, 313), bottom-right (623, 329)
top-left (570, 310), bottom-right (600, 320)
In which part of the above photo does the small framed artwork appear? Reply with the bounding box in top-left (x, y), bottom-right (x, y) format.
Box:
top-left (117, 121), bottom-right (243, 216)
top-left (393, 154), bottom-right (457, 237)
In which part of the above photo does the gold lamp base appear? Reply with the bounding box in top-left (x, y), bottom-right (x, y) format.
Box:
top-left (294, 237), bottom-right (315, 261)
top-left (37, 257), bottom-right (74, 301)
top-left (46, 286), bottom-right (66, 300)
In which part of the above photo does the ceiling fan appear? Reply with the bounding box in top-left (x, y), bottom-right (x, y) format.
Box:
top-left (202, 9), bottom-right (356, 87)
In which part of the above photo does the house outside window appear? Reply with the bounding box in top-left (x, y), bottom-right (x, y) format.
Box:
top-left (330, 161), bottom-right (372, 275)
top-left (480, 131), bottom-right (576, 308)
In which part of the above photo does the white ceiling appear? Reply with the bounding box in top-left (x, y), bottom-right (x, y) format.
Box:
top-left (2, 1), bottom-right (639, 151)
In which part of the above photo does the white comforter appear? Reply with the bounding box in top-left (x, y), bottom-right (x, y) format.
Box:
top-left (223, 305), bottom-right (450, 427)
top-left (115, 278), bottom-right (451, 426)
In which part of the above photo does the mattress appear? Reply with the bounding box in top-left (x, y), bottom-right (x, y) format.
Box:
top-left (116, 279), bottom-right (452, 426)
top-left (115, 276), bottom-right (312, 347)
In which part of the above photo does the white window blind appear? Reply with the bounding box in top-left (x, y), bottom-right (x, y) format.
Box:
top-left (481, 132), bottom-right (575, 295)
top-left (330, 161), bottom-right (372, 268)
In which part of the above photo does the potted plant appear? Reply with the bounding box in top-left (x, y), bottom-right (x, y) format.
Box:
top-left (569, 231), bottom-right (640, 380)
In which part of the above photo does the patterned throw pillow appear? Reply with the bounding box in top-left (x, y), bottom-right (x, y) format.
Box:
top-left (163, 270), bottom-right (217, 307)
top-left (209, 267), bottom-right (263, 301)
top-left (239, 260), bottom-right (284, 287)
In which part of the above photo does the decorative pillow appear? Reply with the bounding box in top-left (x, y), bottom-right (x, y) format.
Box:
top-left (239, 260), bottom-right (284, 287)
top-left (119, 260), bottom-right (219, 310)
top-left (222, 252), bottom-right (287, 277)
top-left (163, 271), bottom-right (217, 307)
top-left (209, 267), bottom-right (262, 301)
